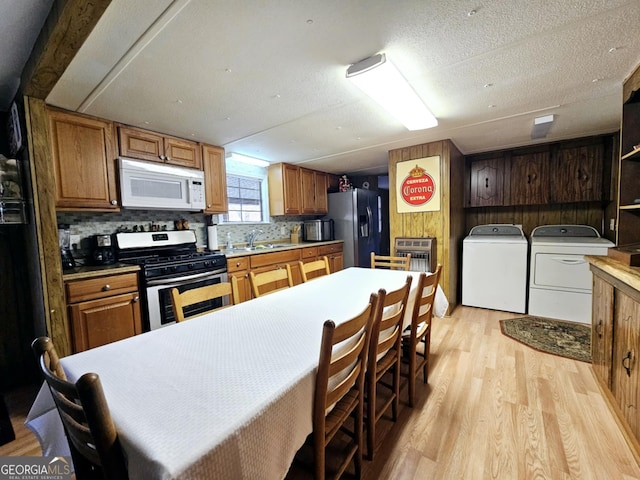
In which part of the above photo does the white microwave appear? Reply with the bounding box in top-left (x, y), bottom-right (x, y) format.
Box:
top-left (119, 157), bottom-right (206, 211)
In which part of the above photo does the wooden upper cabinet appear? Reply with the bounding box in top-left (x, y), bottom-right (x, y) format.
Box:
top-left (118, 125), bottom-right (202, 169)
top-left (468, 157), bottom-right (504, 207)
top-left (164, 136), bottom-right (202, 169)
top-left (202, 144), bottom-right (228, 214)
top-left (314, 171), bottom-right (328, 214)
top-left (268, 163), bottom-right (302, 215)
top-left (551, 144), bottom-right (603, 203)
top-left (48, 108), bottom-right (119, 211)
top-left (300, 168), bottom-right (328, 214)
top-left (509, 152), bottom-right (550, 205)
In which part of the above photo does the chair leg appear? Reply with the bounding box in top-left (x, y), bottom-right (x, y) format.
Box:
top-left (355, 398), bottom-right (363, 478)
top-left (392, 359), bottom-right (400, 421)
top-left (366, 377), bottom-right (375, 460)
top-left (423, 334), bottom-right (431, 384)
top-left (313, 426), bottom-right (325, 480)
top-left (408, 345), bottom-right (417, 408)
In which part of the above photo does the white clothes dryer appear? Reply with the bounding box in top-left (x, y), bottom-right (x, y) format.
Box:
top-left (462, 224), bottom-right (529, 314)
top-left (528, 225), bottom-right (614, 324)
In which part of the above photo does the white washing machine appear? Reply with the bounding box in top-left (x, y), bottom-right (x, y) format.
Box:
top-left (528, 225), bottom-right (614, 324)
top-left (462, 224), bottom-right (529, 313)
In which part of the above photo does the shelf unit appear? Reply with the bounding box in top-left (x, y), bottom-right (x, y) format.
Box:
top-left (617, 63), bottom-right (640, 246)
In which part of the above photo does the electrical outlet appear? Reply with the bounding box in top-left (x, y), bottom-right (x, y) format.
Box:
top-left (280, 226), bottom-right (287, 235)
top-left (70, 235), bottom-right (81, 249)
top-left (610, 218), bottom-right (616, 231)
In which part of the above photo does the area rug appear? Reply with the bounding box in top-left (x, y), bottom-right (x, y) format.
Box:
top-left (499, 316), bottom-right (591, 363)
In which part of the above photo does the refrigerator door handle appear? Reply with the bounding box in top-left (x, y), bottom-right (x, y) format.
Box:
top-left (366, 205), bottom-right (373, 238)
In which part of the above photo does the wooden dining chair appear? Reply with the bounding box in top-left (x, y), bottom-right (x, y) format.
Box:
top-left (313, 293), bottom-right (378, 480)
top-left (365, 275), bottom-right (412, 460)
top-left (299, 256), bottom-right (331, 282)
top-left (401, 264), bottom-right (442, 407)
top-left (248, 264), bottom-right (294, 297)
top-left (370, 252), bottom-right (412, 271)
top-left (170, 277), bottom-right (239, 322)
top-left (31, 336), bottom-right (128, 480)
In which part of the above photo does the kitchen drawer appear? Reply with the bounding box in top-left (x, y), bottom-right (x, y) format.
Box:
top-left (66, 273), bottom-right (139, 303)
top-left (227, 256), bottom-right (249, 273)
top-left (301, 247), bottom-right (318, 259)
top-left (250, 249), bottom-right (301, 269)
top-left (318, 243), bottom-right (343, 255)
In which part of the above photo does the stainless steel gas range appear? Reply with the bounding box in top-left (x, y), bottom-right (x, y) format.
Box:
top-left (115, 230), bottom-right (227, 331)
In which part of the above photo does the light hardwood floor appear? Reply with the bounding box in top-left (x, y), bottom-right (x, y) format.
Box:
top-left (3, 306), bottom-right (640, 479)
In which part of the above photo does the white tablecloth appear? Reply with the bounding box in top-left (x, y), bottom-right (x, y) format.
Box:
top-left (26, 267), bottom-right (447, 479)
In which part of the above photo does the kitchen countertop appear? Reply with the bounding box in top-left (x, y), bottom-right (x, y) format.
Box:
top-left (61, 241), bottom-right (344, 279)
top-left (585, 255), bottom-right (640, 293)
top-left (62, 263), bottom-right (141, 281)
top-left (222, 240), bottom-right (343, 258)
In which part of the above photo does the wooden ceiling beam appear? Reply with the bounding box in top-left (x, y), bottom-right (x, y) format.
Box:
top-left (21, 0), bottom-right (111, 99)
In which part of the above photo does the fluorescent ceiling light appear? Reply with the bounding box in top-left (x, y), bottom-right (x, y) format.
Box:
top-left (226, 153), bottom-right (270, 167)
top-left (346, 53), bottom-right (438, 131)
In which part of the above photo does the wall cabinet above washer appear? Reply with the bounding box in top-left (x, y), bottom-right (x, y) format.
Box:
top-left (465, 135), bottom-right (612, 208)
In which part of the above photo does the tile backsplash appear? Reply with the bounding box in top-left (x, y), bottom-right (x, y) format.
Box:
top-left (57, 210), bottom-right (312, 259)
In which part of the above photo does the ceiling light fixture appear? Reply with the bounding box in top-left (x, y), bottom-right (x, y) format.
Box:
top-left (531, 114), bottom-right (555, 139)
top-left (346, 53), bottom-right (438, 131)
top-left (226, 152), bottom-right (270, 167)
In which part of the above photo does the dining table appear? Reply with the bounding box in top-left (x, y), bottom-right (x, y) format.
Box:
top-left (26, 267), bottom-right (448, 479)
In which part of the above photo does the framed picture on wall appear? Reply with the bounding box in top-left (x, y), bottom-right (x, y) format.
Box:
top-left (8, 101), bottom-right (22, 156)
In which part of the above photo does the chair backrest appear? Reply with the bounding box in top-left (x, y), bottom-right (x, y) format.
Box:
top-left (313, 293), bottom-right (378, 479)
top-left (249, 264), bottom-right (294, 298)
top-left (170, 279), bottom-right (238, 322)
top-left (299, 256), bottom-right (331, 282)
top-left (408, 265), bottom-right (442, 338)
top-left (314, 293), bottom-right (377, 418)
top-left (31, 337), bottom-right (128, 480)
top-left (370, 252), bottom-right (411, 271)
top-left (369, 276), bottom-right (413, 364)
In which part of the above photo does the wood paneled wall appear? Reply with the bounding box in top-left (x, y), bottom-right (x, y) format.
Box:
top-left (389, 139), bottom-right (465, 309)
top-left (465, 202), bottom-right (606, 238)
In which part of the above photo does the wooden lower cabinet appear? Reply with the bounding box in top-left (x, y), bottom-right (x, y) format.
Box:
top-left (590, 260), bottom-right (640, 460)
top-left (65, 272), bottom-right (142, 353)
top-left (319, 244), bottom-right (344, 272)
top-left (612, 291), bottom-right (640, 438)
top-left (227, 243), bottom-right (344, 300)
top-left (227, 256), bottom-right (251, 303)
top-left (592, 274), bottom-right (614, 388)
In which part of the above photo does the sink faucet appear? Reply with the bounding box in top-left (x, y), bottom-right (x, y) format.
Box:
top-left (247, 229), bottom-right (264, 248)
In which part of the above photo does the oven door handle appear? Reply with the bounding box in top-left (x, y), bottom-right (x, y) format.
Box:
top-left (145, 268), bottom-right (227, 287)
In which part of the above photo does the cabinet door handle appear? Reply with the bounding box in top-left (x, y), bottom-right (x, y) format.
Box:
top-left (527, 174), bottom-right (531, 184)
top-left (133, 296), bottom-right (140, 303)
top-left (485, 178), bottom-right (489, 188)
top-left (623, 351), bottom-right (633, 377)
top-left (595, 320), bottom-right (603, 337)
top-left (102, 284), bottom-right (111, 291)
top-left (236, 262), bottom-right (241, 267)
top-left (110, 199), bottom-right (118, 205)
top-left (159, 154), bottom-right (166, 161)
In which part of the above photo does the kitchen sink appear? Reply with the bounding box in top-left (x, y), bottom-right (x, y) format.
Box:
top-left (229, 243), bottom-right (294, 252)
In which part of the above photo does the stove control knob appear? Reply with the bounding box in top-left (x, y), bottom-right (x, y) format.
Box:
top-left (187, 263), bottom-right (194, 270)
top-left (170, 266), bottom-right (178, 272)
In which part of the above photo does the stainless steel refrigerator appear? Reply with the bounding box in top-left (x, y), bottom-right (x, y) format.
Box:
top-left (327, 189), bottom-right (381, 267)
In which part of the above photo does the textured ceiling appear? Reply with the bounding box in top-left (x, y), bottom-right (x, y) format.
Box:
top-left (5, 1), bottom-right (640, 175)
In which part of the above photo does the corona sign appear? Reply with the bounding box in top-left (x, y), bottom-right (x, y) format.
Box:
top-left (396, 156), bottom-right (440, 213)
top-left (400, 165), bottom-right (435, 206)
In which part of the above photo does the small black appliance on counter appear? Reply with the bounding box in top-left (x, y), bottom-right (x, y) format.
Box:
top-left (90, 234), bottom-right (116, 265)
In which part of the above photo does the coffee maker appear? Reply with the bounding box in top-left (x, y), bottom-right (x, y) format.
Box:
top-left (89, 234), bottom-right (116, 265)
top-left (58, 224), bottom-right (76, 270)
